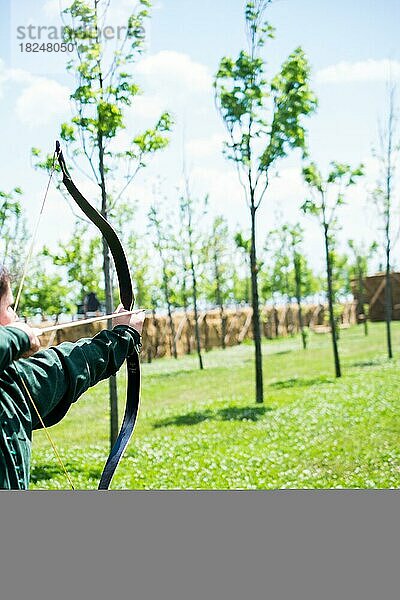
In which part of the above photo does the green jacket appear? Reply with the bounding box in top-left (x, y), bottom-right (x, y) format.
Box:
top-left (0, 324), bottom-right (137, 489)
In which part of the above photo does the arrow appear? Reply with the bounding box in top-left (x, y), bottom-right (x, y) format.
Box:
top-left (37, 310), bottom-right (144, 336)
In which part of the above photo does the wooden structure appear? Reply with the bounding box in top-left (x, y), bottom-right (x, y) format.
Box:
top-left (352, 272), bottom-right (400, 322)
top-left (38, 302), bottom-right (357, 361)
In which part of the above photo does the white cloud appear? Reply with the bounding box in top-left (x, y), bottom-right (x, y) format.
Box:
top-left (136, 50), bottom-right (212, 95)
top-left (132, 94), bottom-right (165, 121)
top-left (316, 59), bottom-right (400, 84)
top-left (190, 165), bottom-right (242, 211)
top-left (42, 0), bottom-right (62, 18)
top-left (0, 59), bottom-right (35, 97)
top-left (43, 0), bottom-right (138, 19)
top-left (0, 58), bottom-right (70, 125)
top-left (186, 133), bottom-right (225, 160)
top-left (15, 78), bottom-right (71, 126)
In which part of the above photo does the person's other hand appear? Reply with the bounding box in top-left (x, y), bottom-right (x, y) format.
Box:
top-left (7, 322), bottom-right (41, 356)
top-left (113, 306), bottom-right (146, 335)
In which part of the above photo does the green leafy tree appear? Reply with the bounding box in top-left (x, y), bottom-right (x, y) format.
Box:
top-left (329, 248), bottom-right (350, 340)
top-left (205, 216), bottom-right (232, 349)
top-left (0, 187), bottom-right (27, 279)
top-left (19, 256), bottom-right (73, 322)
top-left (214, 0), bottom-right (317, 402)
top-left (178, 180), bottom-right (208, 370)
top-left (171, 234), bottom-right (193, 355)
top-left (43, 220), bottom-right (103, 301)
top-left (302, 161), bottom-right (364, 377)
top-left (112, 201), bottom-right (153, 309)
top-left (148, 204), bottom-right (179, 359)
top-left (263, 223), bottom-right (318, 347)
top-left (287, 224), bottom-right (310, 349)
top-left (264, 228), bottom-right (292, 302)
top-left (50, 0), bottom-right (172, 446)
top-left (234, 232), bottom-right (252, 304)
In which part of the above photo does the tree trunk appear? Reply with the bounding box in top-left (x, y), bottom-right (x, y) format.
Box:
top-left (385, 261), bottom-right (393, 359)
top-left (190, 255), bottom-right (203, 370)
top-left (204, 315), bottom-right (210, 352)
top-left (273, 306), bottom-right (279, 338)
top-left (152, 307), bottom-right (159, 359)
top-left (294, 255), bottom-right (307, 350)
top-left (166, 302), bottom-right (178, 359)
top-left (324, 223), bottom-right (341, 378)
top-left (357, 268), bottom-right (368, 337)
top-left (383, 85), bottom-right (394, 359)
top-left (220, 306), bottom-right (227, 349)
top-left (214, 251), bottom-right (226, 349)
top-left (98, 131), bottom-right (119, 447)
top-left (183, 306), bottom-right (191, 354)
top-left (250, 203), bottom-right (263, 403)
top-left (182, 268), bottom-right (192, 354)
top-left (160, 259), bottom-right (177, 359)
top-left (95, 3), bottom-right (118, 448)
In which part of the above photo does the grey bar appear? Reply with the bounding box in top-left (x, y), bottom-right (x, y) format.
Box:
top-left (1, 491), bottom-right (399, 600)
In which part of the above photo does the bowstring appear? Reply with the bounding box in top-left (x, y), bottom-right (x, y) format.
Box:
top-left (18, 371), bottom-right (75, 490)
top-left (14, 150), bottom-right (57, 314)
top-left (13, 148), bottom-right (75, 490)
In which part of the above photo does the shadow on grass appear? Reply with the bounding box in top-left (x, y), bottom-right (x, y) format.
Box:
top-left (350, 359), bottom-right (383, 368)
top-left (153, 405), bottom-right (271, 429)
top-left (30, 463), bottom-right (61, 483)
top-left (31, 462), bottom-right (102, 486)
top-left (148, 368), bottom-right (200, 381)
top-left (270, 376), bottom-right (334, 389)
top-left (218, 405), bottom-right (272, 421)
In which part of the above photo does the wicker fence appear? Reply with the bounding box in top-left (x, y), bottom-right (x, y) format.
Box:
top-left (39, 302), bottom-right (358, 360)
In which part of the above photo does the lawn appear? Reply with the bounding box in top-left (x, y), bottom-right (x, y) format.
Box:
top-left (30, 322), bottom-right (400, 489)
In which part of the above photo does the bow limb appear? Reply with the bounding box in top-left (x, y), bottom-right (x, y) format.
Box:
top-left (55, 141), bottom-right (141, 490)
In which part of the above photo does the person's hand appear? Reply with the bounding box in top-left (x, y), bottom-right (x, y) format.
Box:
top-left (7, 322), bottom-right (41, 357)
top-left (113, 305), bottom-right (146, 334)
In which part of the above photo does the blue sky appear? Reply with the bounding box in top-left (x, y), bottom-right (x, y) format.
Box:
top-left (0, 0), bottom-right (399, 275)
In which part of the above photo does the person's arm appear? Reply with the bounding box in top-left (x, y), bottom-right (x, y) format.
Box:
top-left (8, 325), bottom-right (141, 429)
top-left (0, 326), bottom-right (31, 371)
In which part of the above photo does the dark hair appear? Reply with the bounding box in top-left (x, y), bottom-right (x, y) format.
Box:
top-left (0, 265), bottom-right (11, 299)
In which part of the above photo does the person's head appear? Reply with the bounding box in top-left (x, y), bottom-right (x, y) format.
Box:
top-left (0, 266), bottom-right (17, 325)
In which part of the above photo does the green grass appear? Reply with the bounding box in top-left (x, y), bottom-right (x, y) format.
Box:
top-left (30, 322), bottom-right (400, 489)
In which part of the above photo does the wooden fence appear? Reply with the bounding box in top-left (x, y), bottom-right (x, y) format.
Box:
top-left (38, 302), bottom-right (358, 360)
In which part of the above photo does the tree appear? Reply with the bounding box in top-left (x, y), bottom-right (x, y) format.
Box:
top-left (20, 255), bottom-right (74, 322)
top-left (329, 248), bottom-right (350, 340)
top-left (205, 216), bottom-right (231, 349)
top-left (263, 223), bottom-right (318, 347)
top-left (51, 0), bottom-right (171, 447)
top-left (302, 162), bottom-right (364, 377)
top-left (43, 220), bottom-right (102, 301)
top-left (234, 232), bottom-right (251, 304)
top-left (0, 187), bottom-right (27, 279)
top-left (174, 241), bottom-right (192, 355)
top-left (214, 0), bottom-right (317, 402)
top-left (372, 85), bottom-right (398, 359)
top-left (113, 201), bottom-right (153, 309)
top-left (288, 224), bottom-right (310, 349)
top-left (178, 179), bottom-right (208, 370)
top-left (148, 204), bottom-right (178, 359)
top-left (348, 240), bottom-right (378, 335)
top-left (264, 227), bottom-right (292, 303)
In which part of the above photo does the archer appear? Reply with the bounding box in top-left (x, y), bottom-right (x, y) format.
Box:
top-left (0, 265), bottom-right (145, 490)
